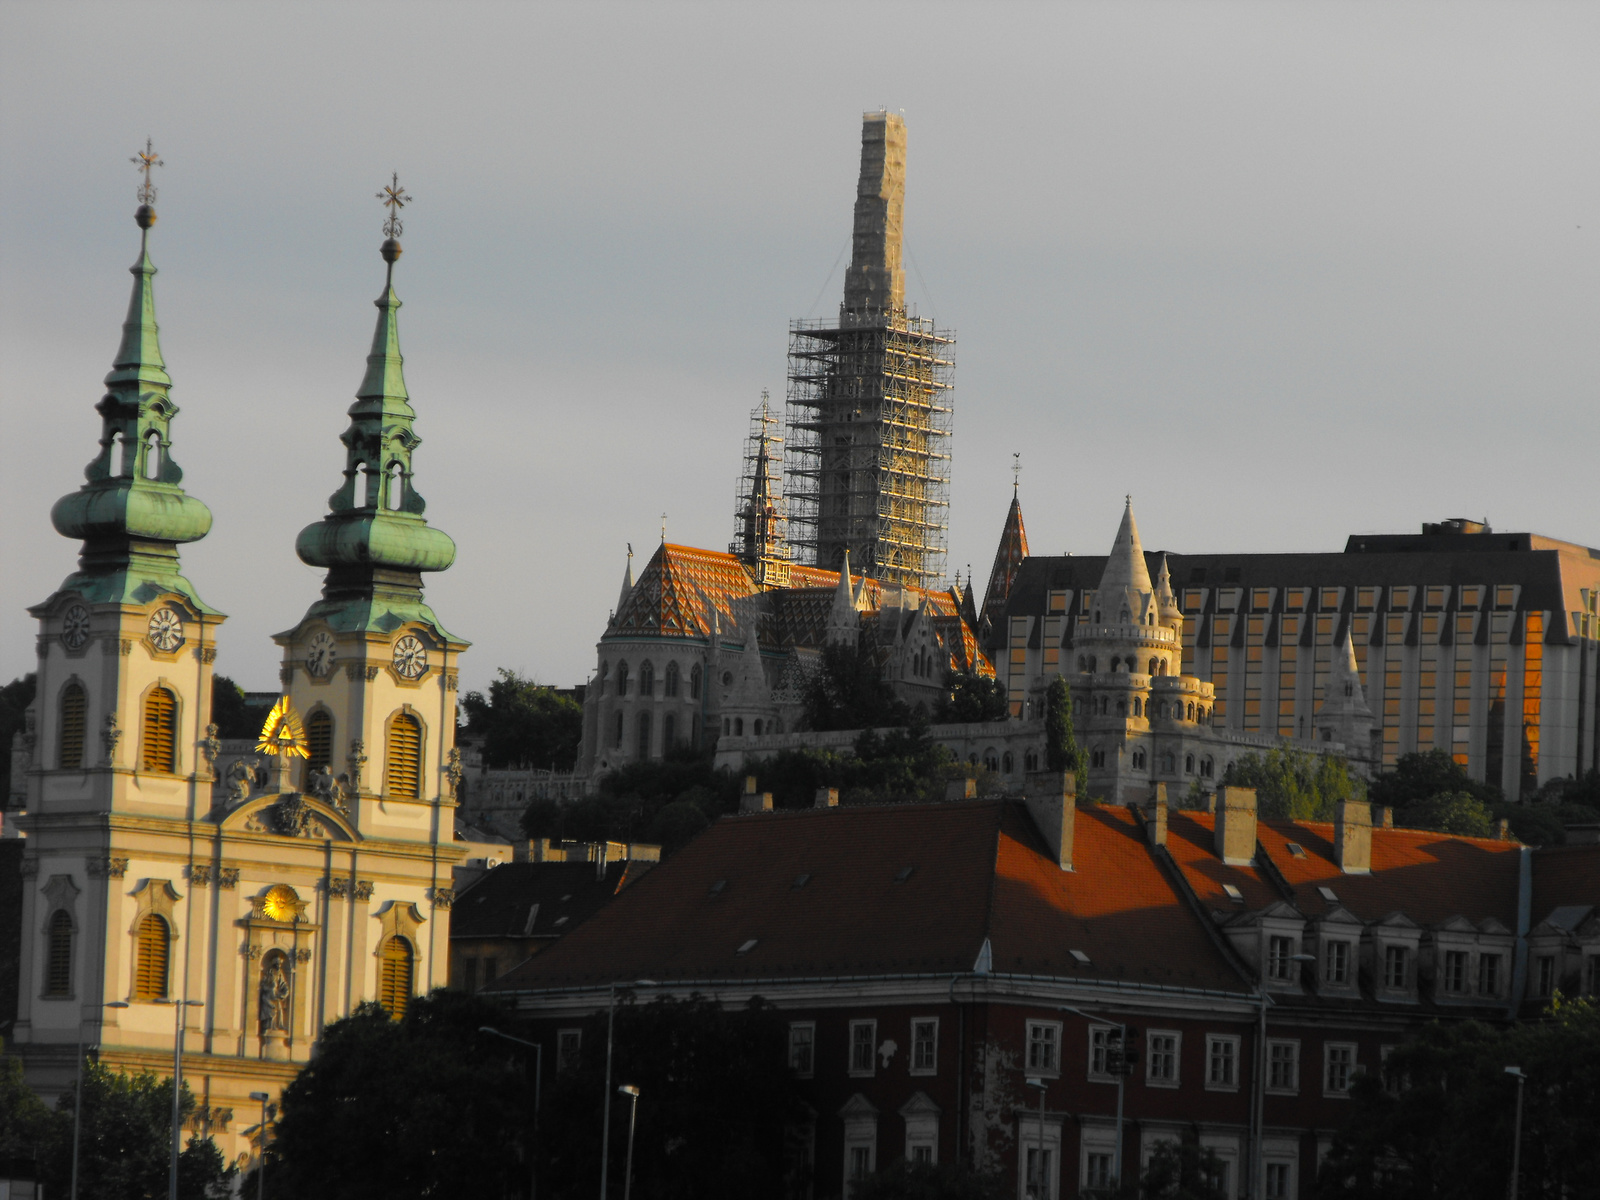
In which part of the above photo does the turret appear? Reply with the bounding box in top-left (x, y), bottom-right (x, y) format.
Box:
top-left (1314, 627), bottom-right (1375, 754)
top-left (980, 483), bottom-right (1030, 636)
top-left (1154, 554), bottom-right (1182, 633)
top-left (1092, 498), bottom-right (1155, 626)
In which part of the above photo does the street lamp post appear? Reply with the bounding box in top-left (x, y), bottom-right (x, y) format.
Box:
top-left (1504, 1067), bottom-right (1526, 1200)
top-left (1253, 954), bottom-right (1316, 1200)
top-left (1057, 1003), bottom-right (1124, 1189)
top-left (1025, 1077), bottom-right (1047, 1199)
top-left (248, 1092), bottom-right (272, 1200)
top-left (599, 980), bottom-right (657, 1200)
top-left (480, 1026), bottom-right (544, 1200)
top-left (155, 997), bottom-right (203, 1200)
top-left (70, 1000), bottom-right (128, 1200)
top-left (618, 1086), bottom-right (640, 1200)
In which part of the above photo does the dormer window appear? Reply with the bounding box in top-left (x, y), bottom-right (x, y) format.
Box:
top-left (1478, 953), bottom-right (1503, 997)
top-left (1443, 950), bottom-right (1470, 994)
top-left (1383, 944), bottom-right (1409, 989)
top-left (1323, 940), bottom-right (1351, 985)
top-left (1267, 935), bottom-right (1294, 979)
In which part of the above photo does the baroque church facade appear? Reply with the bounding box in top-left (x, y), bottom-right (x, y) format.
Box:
top-left (8, 181), bottom-right (465, 1169)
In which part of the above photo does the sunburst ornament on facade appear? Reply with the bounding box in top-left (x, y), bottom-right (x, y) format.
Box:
top-left (256, 696), bottom-right (309, 759)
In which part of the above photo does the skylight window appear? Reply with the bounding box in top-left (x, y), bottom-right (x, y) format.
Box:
top-left (895, 866), bottom-right (915, 882)
top-left (736, 938), bottom-right (758, 955)
top-left (1069, 949), bottom-right (1091, 966)
top-left (792, 874), bottom-right (811, 889)
top-left (709, 879), bottom-right (727, 895)
top-left (1222, 884), bottom-right (1245, 904)
top-left (1285, 843), bottom-right (1306, 859)
top-left (1318, 886), bottom-right (1339, 902)
top-left (553, 916), bottom-right (568, 927)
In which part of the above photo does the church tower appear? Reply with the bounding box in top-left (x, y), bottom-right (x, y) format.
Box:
top-left (14, 147), bottom-right (227, 1092)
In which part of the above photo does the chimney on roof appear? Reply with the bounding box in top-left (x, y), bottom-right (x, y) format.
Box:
top-left (1334, 799), bottom-right (1372, 874)
top-left (745, 775), bottom-right (758, 796)
top-left (1377, 806), bottom-right (1394, 829)
top-left (815, 787), bottom-right (839, 808)
top-left (1150, 782), bottom-right (1171, 812)
top-left (1214, 786), bottom-right (1256, 866)
top-left (1495, 817), bottom-right (1510, 840)
top-left (741, 791), bottom-right (774, 814)
top-left (945, 778), bottom-right (977, 801)
top-left (1145, 795), bottom-right (1168, 847)
top-left (1024, 771), bottom-right (1076, 871)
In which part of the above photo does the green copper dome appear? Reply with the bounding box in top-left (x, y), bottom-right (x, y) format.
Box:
top-left (42, 207), bottom-right (219, 614)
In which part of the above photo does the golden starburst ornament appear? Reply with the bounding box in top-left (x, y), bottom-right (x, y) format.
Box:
top-left (256, 696), bottom-right (309, 758)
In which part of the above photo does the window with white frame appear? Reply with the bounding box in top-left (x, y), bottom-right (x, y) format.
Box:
top-left (1536, 955), bottom-right (1556, 998)
top-left (849, 1147), bottom-right (872, 1184)
top-left (841, 1097), bottom-right (878, 1200)
top-left (1324, 1042), bottom-right (1357, 1095)
top-left (1084, 1152), bottom-right (1113, 1192)
top-left (1267, 936), bottom-right (1293, 980)
top-left (1324, 940), bottom-right (1351, 985)
top-left (1206, 1035), bottom-right (1240, 1090)
top-left (911, 1145), bottom-right (933, 1166)
top-left (1478, 952), bottom-right (1503, 997)
top-left (556, 1028), bottom-right (582, 1073)
top-left (1025, 1147), bottom-right (1054, 1200)
top-left (910, 1018), bottom-right (938, 1075)
top-left (1266, 1040), bottom-right (1299, 1093)
top-left (1026, 1021), bottom-right (1061, 1075)
top-left (849, 1020), bottom-right (876, 1076)
top-left (1443, 950), bottom-right (1469, 994)
top-left (1265, 1161), bottom-right (1291, 1200)
top-left (1019, 1117), bottom-right (1063, 1200)
top-left (1145, 1031), bottom-right (1179, 1087)
top-left (1088, 1025), bottom-right (1115, 1080)
top-left (1586, 956), bottom-right (1600, 997)
top-left (789, 1022), bottom-right (815, 1078)
top-left (1383, 944), bottom-right (1409, 989)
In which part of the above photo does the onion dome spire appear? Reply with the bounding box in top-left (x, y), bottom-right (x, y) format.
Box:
top-left (292, 175), bottom-right (459, 639)
top-left (43, 142), bottom-right (217, 612)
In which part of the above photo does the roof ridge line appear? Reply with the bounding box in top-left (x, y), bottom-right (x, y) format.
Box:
top-left (1149, 842), bottom-right (1260, 989)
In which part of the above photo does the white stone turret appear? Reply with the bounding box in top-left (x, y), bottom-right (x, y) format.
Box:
top-left (827, 550), bottom-right (864, 647)
top-left (1315, 628), bottom-right (1375, 752)
top-left (1154, 554), bottom-right (1182, 634)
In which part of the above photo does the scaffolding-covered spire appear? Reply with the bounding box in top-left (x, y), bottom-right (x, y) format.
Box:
top-left (43, 146), bottom-right (218, 615)
top-left (842, 111), bottom-right (906, 317)
top-left (734, 394), bottom-right (790, 589)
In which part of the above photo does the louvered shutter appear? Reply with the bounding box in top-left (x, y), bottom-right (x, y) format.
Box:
top-left (134, 913), bottom-right (169, 999)
top-left (379, 936), bottom-right (413, 1018)
top-left (59, 684), bottom-right (87, 769)
top-left (385, 713), bottom-right (421, 798)
top-left (142, 687), bottom-right (177, 773)
top-left (46, 910), bottom-right (73, 997)
top-left (306, 710), bottom-right (334, 774)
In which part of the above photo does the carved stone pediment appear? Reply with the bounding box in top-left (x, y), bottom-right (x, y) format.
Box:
top-left (221, 793), bottom-right (359, 842)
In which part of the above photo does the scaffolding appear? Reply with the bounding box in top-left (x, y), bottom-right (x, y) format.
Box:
top-left (732, 393), bottom-right (791, 589)
top-left (785, 306), bottom-right (955, 589)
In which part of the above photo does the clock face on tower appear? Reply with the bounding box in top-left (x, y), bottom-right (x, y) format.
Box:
top-left (147, 607), bottom-right (184, 652)
top-left (305, 631), bottom-right (337, 678)
top-left (61, 604), bottom-right (91, 650)
top-left (392, 634), bottom-right (428, 680)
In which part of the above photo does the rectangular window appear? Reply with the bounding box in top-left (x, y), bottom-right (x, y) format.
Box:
top-left (911, 1145), bottom-right (933, 1166)
top-left (1324, 940), bottom-right (1351, 985)
top-left (1088, 1025), bottom-right (1112, 1078)
top-left (1026, 1148), bottom-right (1054, 1199)
top-left (849, 1020), bottom-right (876, 1076)
top-left (1325, 1043), bottom-right (1357, 1095)
top-left (1537, 955), bottom-right (1556, 998)
top-left (1265, 1162), bottom-right (1291, 1200)
top-left (1085, 1152), bottom-right (1113, 1192)
top-left (1208, 1158), bottom-right (1232, 1198)
top-left (1027, 1021), bottom-right (1061, 1075)
top-left (1267, 1041), bottom-right (1299, 1092)
top-left (1384, 944), bottom-right (1409, 989)
top-left (1478, 953), bottom-right (1502, 997)
top-left (1206, 1035), bottom-right (1239, 1089)
top-left (1146, 1032), bottom-right (1179, 1086)
top-left (910, 1018), bottom-right (937, 1075)
top-left (789, 1022), bottom-right (815, 1078)
top-left (556, 1028), bottom-right (582, 1073)
top-left (1443, 950), bottom-right (1469, 994)
top-left (1267, 936), bottom-right (1293, 980)
top-left (1586, 956), bottom-right (1600, 997)
top-left (851, 1145), bottom-right (872, 1180)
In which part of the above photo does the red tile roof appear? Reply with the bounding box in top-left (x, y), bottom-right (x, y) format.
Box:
top-left (1529, 844), bottom-right (1600, 921)
top-left (490, 800), bottom-right (1250, 995)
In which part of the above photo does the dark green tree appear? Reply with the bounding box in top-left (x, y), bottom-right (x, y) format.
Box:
top-left (802, 642), bottom-right (912, 732)
top-left (0, 673), bottom-right (37, 802)
top-left (1395, 790), bottom-right (1494, 838)
top-left (852, 1159), bottom-right (1008, 1200)
top-left (1369, 748), bottom-right (1501, 810)
top-left (537, 994), bottom-right (803, 1200)
top-left (936, 670), bottom-right (1009, 724)
top-left (1043, 677), bottom-right (1083, 789)
top-left (1221, 746), bottom-right (1364, 820)
top-left (462, 669), bottom-right (584, 770)
top-left (1314, 997), bottom-right (1600, 1200)
top-left (1136, 1140), bottom-right (1231, 1200)
top-left (268, 991), bottom-right (538, 1200)
top-left (0, 1039), bottom-right (52, 1160)
top-left (210, 675), bottom-right (267, 739)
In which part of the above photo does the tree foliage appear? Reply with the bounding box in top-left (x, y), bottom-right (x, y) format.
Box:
top-left (269, 992), bottom-right (540, 1200)
top-left (1369, 749), bottom-right (1501, 810)
top-left (853, 1159), bottom-right (1009, 1200)
top-left (802, 642), bottom-right (913, 732)
top-left (210, 675), bottom-right (267, 739)
top-left (1315, 997), bottom-right (1600, 1200)
top-left (1220, 746), bottom-right (1364, 820)
top-left (936, 670), bottom-right (1009, 724)
top-left (1043, 677), bottom-right (1083, 788)
top-left (1395, 790), bottom-right (1495, 838)
top-left (538, 994), bottom-right (804, 1200)
top-left (462, 669), bottom-right (584, 770)
top-left (522, 750), bottom-right (741, 853)
top-left (0, 673), bottom-right (37, 802)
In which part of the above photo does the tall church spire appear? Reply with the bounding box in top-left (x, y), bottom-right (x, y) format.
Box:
top-left (980, 487), bottom-right (1030, 633)
top-left (45, 145), bottom-right (216, 613)
top-left (292, 176), bottom-right (457, 639)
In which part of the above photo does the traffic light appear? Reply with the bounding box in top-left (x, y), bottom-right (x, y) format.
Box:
top-left (1121, 1026), bottom-right (1142, 1074)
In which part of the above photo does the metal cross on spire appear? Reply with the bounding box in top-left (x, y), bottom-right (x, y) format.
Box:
top-left (661, 512), bottom-right (668, 543)
top-left (377, 172), bottom-right (411, 239)
top-left (131, 138), bottom-right (162, 206)
top-left (1012, 452), bottom-right (1021, 495)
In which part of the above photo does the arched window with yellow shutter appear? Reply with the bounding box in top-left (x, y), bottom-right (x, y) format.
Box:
top-left (385, 711), bottom-right (422, 799)
top-left (133, 913), bottom-right (170, 1000)
top-left (58, 683), bottom-right (87, 769)
top-left (306, 709), bottom-right (334, 776)
top-left (45, 910), bottom-right (74, 998)
top-left (378, 935), bottom-right (413, 1018)
top-left (141, 686), bottom-right (178, 774)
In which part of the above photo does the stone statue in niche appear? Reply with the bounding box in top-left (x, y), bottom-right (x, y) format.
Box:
top-left (305, 765), bottom-right (348, 813)
top-left (224, 757), bottom-right (260, 805)
top-left (259, 954), bottom-right (290, 1035)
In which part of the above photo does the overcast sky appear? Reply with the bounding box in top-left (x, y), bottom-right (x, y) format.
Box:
top-left (2, 1), bottom-right (1596, 697)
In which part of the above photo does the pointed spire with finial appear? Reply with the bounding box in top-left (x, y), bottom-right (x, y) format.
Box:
top-left (41, 141), bottom-right (217, 615)
top-left (980, 477), bottom-right (1030, 633)
top-left (1095, 497), bottom-right (1154, 603)
top-left (290, 175), bottom-right (459, 642)
top-left (618, 543), bottom-right (635, 613)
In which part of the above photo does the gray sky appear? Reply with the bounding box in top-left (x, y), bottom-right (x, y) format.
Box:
top-left (3, 1), bottom-right (1597, 697)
